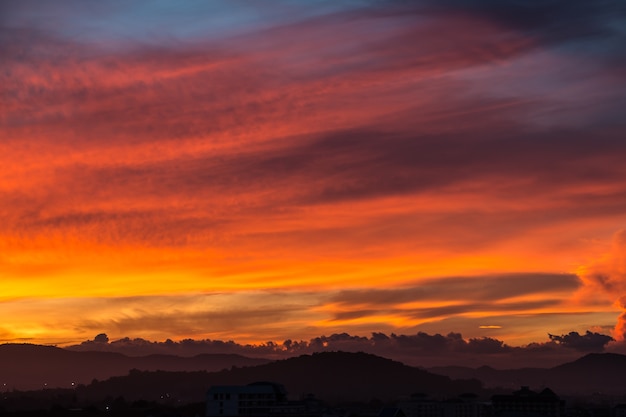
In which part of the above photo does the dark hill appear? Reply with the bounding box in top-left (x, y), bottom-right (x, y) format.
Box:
top-left (76, 351), bottom-right (483, 404)
top-left (429, 353), bottom-right (626, 394)
top-left (0, 343), bottom-right (269, 390)
top-left (428, 365), bottom-right (546, 391)
top-left (547, 353), bottom-right (626, 392)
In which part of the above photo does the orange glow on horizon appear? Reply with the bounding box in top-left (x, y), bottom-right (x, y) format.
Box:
top-left (1, 3), bottom-right (625, 348)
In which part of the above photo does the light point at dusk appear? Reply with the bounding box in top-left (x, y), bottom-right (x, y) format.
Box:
top-left (1, 0), bottom-right (626, 356)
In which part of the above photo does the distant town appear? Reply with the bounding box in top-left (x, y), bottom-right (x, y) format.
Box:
top-left (205, 382), bottom-right (620, 417)
top-left (3, 378), bottom-right (626, 417)
top-left (2, 346), bottom-right (626, 417)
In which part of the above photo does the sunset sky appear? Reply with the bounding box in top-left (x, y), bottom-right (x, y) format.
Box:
top-left (1, 0), bottom-right (626, 351)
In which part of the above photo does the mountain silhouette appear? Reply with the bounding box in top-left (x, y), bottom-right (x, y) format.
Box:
top-left (0, 343), bottom-right (269, 390)
top-left (547, 352), bottom-right (626, 392)
top-left (428, 365), bottom-right (546, 391)
top-left (429, 352), bottom-right (626, 394)
top-left (73, 351), bottom-right (483, 404)
top-left (217, 351), bottom-right (482, 402)
top-left (7, 342), bottom-right (625, 405)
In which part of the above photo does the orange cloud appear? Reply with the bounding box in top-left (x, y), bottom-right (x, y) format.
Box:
top-left (578, 230), bottom-right (626, 340)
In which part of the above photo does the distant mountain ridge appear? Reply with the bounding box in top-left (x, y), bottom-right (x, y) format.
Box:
top-left (0, 343), bottom-right (269, 390)
top-left (4, 343), bottom-right (626, 399)
top-left (74, 351), bottom-right (483, 404)
top-left (429, 352), bottom-right (626, 394)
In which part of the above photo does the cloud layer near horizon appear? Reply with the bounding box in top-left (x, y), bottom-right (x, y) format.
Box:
top-left (64, 329), bottom-right (618, 369)
top-left (1, 0), bottom-right (626, 346)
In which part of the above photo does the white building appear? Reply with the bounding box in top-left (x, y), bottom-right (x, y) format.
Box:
top-left (206, 382), bottom-right (287, 417)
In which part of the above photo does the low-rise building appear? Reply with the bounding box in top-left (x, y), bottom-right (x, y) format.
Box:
top-left (207, 382), bottom-right (287, 417)
top-left (397, 393), bottom-right (486, 417)
top-left (491, 386), bottom-right (564, 417)
top-left (206, 382), bottom-right (325, 417)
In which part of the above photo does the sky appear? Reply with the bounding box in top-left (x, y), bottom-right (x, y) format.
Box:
top-left (2, 0), bottom-right (626, 361)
